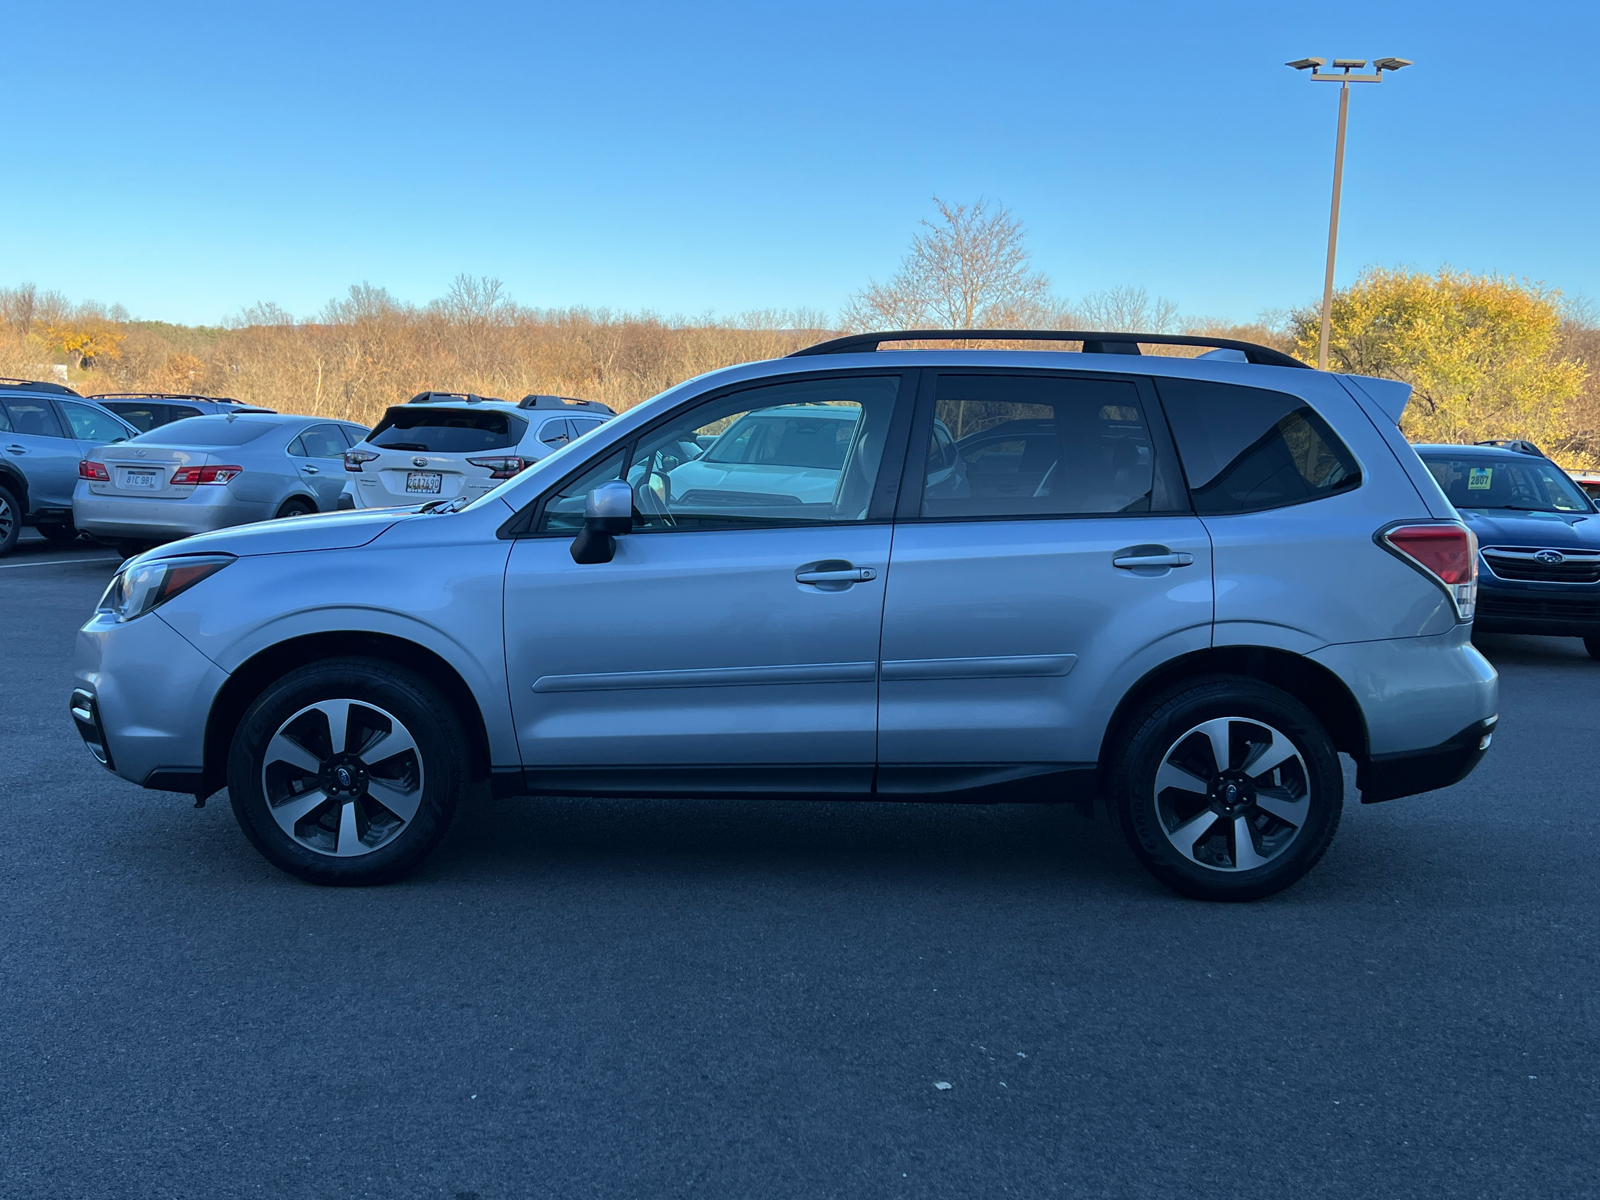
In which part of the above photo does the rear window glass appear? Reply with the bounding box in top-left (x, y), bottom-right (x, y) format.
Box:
top-left (369, 407), bottom-right (526, 453)
top-left (133, 418), bottom-right (276, 447)
top-left (1157, 379), bottom-right (1360, 514)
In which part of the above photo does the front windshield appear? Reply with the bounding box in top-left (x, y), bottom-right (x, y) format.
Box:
top-left (1421, 454), bottom-right (1595, 514)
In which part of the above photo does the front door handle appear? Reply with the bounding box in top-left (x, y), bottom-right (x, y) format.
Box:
top-left (303, 465), bottom-right (320, 475)
top-left (796, 563), bottom-right (877, 585)
top-left (6, 444), bottom-right (25, 454)
top-left (1113, 551), bottom-right (1194, 569)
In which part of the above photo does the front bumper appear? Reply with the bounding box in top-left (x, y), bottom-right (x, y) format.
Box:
top-left (73, 609), bottom-right (228, 792)
top-left (1475, 585), bottom-right (1600, 636)
top-left (73, 487), bottom-right (266, 541)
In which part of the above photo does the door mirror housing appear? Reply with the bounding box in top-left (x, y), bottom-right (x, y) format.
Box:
top-left (570, 481), bottom-right (634, 564)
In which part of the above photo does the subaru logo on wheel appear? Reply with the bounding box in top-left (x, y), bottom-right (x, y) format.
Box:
top-left (413, 457), bottom-right (428, 468)
top-left (1535, 550), bottom-right (1565, 564)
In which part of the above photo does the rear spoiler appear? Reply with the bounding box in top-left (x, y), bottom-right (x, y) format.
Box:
top-left (1342, 376), bottom-right (1412, 424)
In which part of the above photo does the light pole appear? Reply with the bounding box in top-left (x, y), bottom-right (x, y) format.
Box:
top-left (1288, 56), bottom-right (1411, 370)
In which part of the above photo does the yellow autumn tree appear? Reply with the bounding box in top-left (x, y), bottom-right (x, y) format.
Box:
top-left (1291, 268), bottom-right (1587, 450)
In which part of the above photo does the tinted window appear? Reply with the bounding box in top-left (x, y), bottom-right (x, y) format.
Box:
top-left (1158, 379), bottom-right (1360, 514)
top-left (1420, 454), bottom-right (1594, 514)
top-left (920, 374), bottom-right (1159, 518)
top-left (570, 418), bottom-right (605, 435)
top-left (60, 401), bottom-right (131, 443)
top-left (539, 419), bottom-right (572, 448)
top-left (103, 403), bottom-right (168, 432)
top-left (3, 398), bottom-right (66, 438)
top-left (168, 405), bottom-right (203, 421)
top-left (296, 423), bottom-right (349, 459)
top-left (135, 418), bottom-right (276, 447)
top-left (535, 376), bottom-right (900, 533)
top-left (369, 407), bottom-right (526, 453)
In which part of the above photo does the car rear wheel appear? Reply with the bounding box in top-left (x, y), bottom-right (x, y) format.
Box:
top-left (1585, 636), bottom-right (1600, 662)
top-left (275, 497), bottom-right (315, 519)
top-left (227, 658), bottom-right (470, 885)
top-left (0, 486), bottom-right (18, 557)
top-left (1109, 677), bottom-right (1343, 901)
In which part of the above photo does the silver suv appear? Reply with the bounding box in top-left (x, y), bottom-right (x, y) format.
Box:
top-left (70, 331), bottom-right (1498, 899)
top-left (339, 393), bottom-right (614, 510)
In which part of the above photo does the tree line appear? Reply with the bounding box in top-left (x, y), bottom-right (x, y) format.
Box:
top-left (3, 198), bottom-right (1596, 463)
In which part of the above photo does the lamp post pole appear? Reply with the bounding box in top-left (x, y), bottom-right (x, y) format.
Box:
top-left (1288, 57), bottom-right (1411, 370)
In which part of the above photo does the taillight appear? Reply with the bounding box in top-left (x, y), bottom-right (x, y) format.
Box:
top-left (1380, 522), bottom-right (1478, 620)
top-left (466, 455), bottom-right (533, 480)
top-left (345, 450), bottom-right (379, 473)
top-left (171, 465), bottom-right (243, 486)
top-left (79, 460), bottom-right (110, 481)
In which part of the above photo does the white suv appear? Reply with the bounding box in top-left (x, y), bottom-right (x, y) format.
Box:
top-left (339, 393), bottom-right (614, 510)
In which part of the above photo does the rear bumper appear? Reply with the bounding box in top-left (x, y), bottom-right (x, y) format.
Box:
top-left (1358, 716), bottom-right (1497, 804)
top-left (73, 488), bottom-right (265, 541)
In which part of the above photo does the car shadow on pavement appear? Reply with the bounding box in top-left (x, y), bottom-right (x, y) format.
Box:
top-left (425, 789), bottom-right (1154, 895)
top-left (1471, 631), bottom-right (1594, 668)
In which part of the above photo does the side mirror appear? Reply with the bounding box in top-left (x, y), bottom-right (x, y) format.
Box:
top-left (569, 481), bottom-right (633, 564)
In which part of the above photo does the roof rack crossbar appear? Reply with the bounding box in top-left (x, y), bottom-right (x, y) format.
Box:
top-left (789, 329), bottom-right (1309, 369)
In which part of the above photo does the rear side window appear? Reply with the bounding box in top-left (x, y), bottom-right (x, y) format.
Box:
top-left (294, 423), bottom-right (349, 458)
top-left (1157, 379), bottom-right (1360, 514)
top-left (60, 401), bottom-right (131, 443)
top-left (103, 403), bottom-right (167, 432)
top-left (3, 398), bottom-right (66, 438)
top-left (919, 373), bottom-right (1167, 518)
top-left (538, 419), bottom-right (572, 448)
top-left (369, 408), bottom-right (527, 453)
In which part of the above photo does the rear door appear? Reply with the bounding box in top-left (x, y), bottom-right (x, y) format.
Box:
top-left (287, 423), bottom-right (351, 510)
top-left (2, 397), bottom-right (79, 510)
top-left (876, 369), bottom-right (1213, 795)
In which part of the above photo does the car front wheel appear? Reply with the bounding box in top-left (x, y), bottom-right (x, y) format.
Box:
top-left (1109, 677), bottom-right (1343, 901)
top-left (227, 658), bottom-right (470, 885)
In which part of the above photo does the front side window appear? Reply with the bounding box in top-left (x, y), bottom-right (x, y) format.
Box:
top-left (3, 398), bottom-right (66, 438)
top-left (534, 375), bottom-right (901, 534)
top-left (60, 402), bottom-right (131, 442)
top-left (369, 408), bottom-right (527, 453)
top-left (295, 423), bottom-right (349, 459)
top-left (1419, 455), bottom-right (1595, 514)
top-left (1158, 379), bottom-right (1360, 515)
top-left (919, 373), bottom-right (1159, 518)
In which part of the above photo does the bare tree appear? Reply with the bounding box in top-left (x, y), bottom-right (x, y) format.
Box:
top-left (321, 282), bottom-right (408, 325)
top-left (0, 283), bottom-right (39, 337)
top-left (232, 301), bottom-right (297, 328)
top-left (1073, 286), bottom-right (1179, 334)
top-left (844, 198), bottom-right (1055, 331)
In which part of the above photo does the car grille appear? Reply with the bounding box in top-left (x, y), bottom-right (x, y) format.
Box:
top-left (1481, 547), bottom-right (1600, 583)
top-left (1478, 593), bottom-right (1600, 621)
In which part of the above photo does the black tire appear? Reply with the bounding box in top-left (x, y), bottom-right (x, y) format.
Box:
top-left (1109, 676), bottom-right (1343, 901)
top-left (0, 485), bottom-right (18, 557)
top-left (36, 519), bottom-right (78, 543)
top-left (112, 539), bottom-right (152, 559)
top-left (227, 657), bottom-right (470, 885)
top-left (275, 497), bottom-right (315, 519)
top-left (1585, 636), bottom-right (1600, 662)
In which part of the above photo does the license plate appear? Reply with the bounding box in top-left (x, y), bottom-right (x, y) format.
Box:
top-left (405, 472), bottom-right (443, 495)
top-left (123, 470), bottom-right (160, 490)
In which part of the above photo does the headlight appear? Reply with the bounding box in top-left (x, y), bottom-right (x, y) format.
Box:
top-left (97, 554), bottom-right (235, 622)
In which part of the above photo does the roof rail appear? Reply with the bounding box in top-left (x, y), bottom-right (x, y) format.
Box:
top-left (407, 391), bottom-right (504, 405)
top-left (1474, 439), bottom-right (1545, 457)
top-left (0, 377), bottom-right (81, 396)
top-left (517, 394), bottom-right (617, 414)
top-left (87, 392), bottom-right (245, 403)
top-left (789, 329), bottom-right (1309, 369)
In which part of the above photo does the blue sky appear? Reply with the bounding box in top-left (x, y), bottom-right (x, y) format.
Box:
top-left (4, 0), bottom-right (1595, 326)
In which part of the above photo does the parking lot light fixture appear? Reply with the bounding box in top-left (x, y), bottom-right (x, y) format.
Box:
top-left (1288, 54), bottom-right (1413, 369)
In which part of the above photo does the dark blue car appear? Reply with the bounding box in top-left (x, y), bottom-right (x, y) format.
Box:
top-left (1415, 442), bottom-right (1600, 660)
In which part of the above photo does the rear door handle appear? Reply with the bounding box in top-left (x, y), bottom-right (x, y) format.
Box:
top-left (304, 465), bottom-right (320, 474)
top-left (6, 445), bottom-right (25, 454)
top-left (796, 566), bottom-right (877, 584)
top-left (1113, 552), bottom-right (1194, 569)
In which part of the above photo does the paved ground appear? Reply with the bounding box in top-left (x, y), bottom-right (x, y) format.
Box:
top-left (2, 539), bottom-right (1596, 1199)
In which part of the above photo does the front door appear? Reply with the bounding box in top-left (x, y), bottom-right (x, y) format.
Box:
top-left (877, 369), bottom-right (1213, 796)
top-left (1, 397), bottom-right (80, 510)
top-left (504, 372), bottom-right (910, 795)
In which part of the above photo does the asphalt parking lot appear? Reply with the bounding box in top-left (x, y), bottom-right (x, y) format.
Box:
top-left (2, 538), bottom-right (1596, 1200)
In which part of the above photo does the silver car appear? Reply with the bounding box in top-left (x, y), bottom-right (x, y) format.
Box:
top-left (73, 413), bottom-right (370, 552)
top-left (71, 330), bottom-right (1499, 900)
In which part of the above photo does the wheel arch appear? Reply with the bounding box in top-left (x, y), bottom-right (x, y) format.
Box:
top-left (201, 631), bottom-right (494, 797)
top-left (274, 493), bottom-right (319, 518)
top-left (1097, 645), bottom-right (1370, 781)
top-left (0, 464), bottom-right (29, 512)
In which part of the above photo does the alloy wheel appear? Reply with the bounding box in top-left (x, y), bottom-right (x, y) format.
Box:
top-left (261, 699), bottom-right (425, 857)
top-left (0, 495), bottom-right (14, 543)
top-left (1153, 717), bottom-right (1311, 872)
